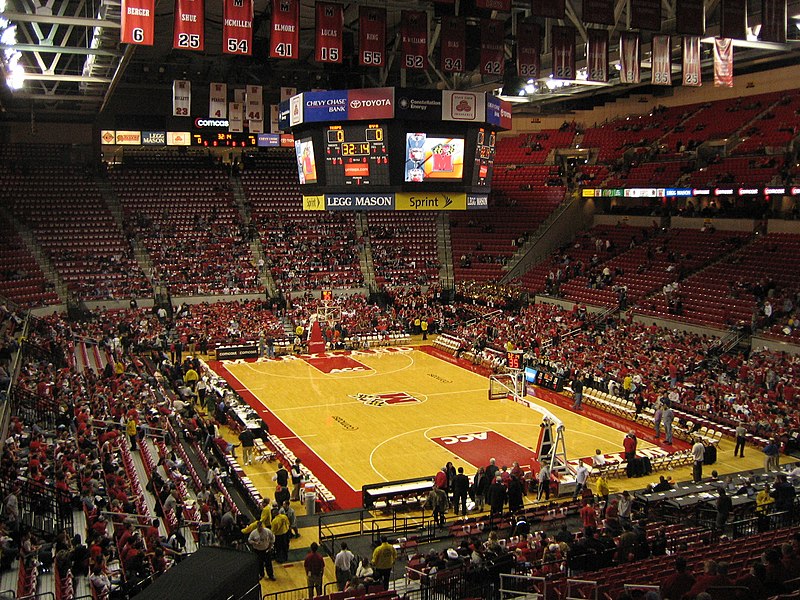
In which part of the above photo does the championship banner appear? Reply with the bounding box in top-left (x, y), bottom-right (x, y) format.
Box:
top-left (400, 11), bottom-right (428, 70)
top-left (551, 25), bottom-right (575, 80)
top-left (246, 85), bottom-right (263, 123)
top-left (651, 35), bottom-right (672, 85)
top-left (229, 102), bottom-right (243, 133)
top-left (209, 83), bottom-right (227, 118)
top-left (121, 0), bottom-right (155, 45)
top-left (440, 15), bottom-right (466, 74)
top-left (682, 35), bottom-right (701, 86)
top-left (480, 19), bottom-right (505, 76)
top-left (760, 0), bottom-right (786, 43)
top-left (270, 0), bottom-right (299, 59)
top-left (530, 0), bottom-right (564, 19)
top-left (713, 38), bottom-right (733, 87)
top-left (586, 29), bottom-right (608, 82)
top-left (172, 80), bottom-right (191, 116)
top-left (582, 0), bottom-right (614, 25)
top-left (477, 0), bottom-right (511, 11)
top-left (720, 0), bottom-right (746, 40)
top-left (173, 0), bottom-right (204, 50)
top-left (359, 6), bottom-right (386, 67)
top-left (676, 0), bottom-right (705, 35)
top-left (315, 2), bottom-right (343, 63)
top-left (630, 0), bottom-right (661, 31)
top-left (222, 0), bottom-right (253, 55)
top-left (619, 32), bottom-right (640, 84)
top-left (516, 21), bottom-right (540, 80)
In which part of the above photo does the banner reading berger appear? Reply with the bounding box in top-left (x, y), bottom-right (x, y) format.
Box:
top-left (121, 0), bottom-right (155, 45)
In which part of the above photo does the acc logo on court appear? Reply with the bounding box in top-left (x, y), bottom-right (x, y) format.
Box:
top-left (353, 392), bottom-right (421, 407)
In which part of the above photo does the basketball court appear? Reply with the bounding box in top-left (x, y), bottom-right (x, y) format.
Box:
top-left (211, 345), bottom-right (661, 510)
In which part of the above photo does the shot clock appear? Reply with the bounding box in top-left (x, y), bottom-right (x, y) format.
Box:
top-left (324, 123), bottom-right (390, 186)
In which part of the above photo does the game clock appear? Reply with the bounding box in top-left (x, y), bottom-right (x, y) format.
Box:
top-left (325, 123), bottom-right (390, 186)
top-left (191, 132), bottom-right (257, 147)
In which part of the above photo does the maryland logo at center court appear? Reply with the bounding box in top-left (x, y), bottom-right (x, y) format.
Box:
top-left (352, 391), bottom-right (422, 407)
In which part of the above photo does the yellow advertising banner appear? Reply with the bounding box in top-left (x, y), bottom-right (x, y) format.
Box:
top-left (302, 195), bottom-right (325, 211)
top-left (394, 192), bottom-right (466, 211)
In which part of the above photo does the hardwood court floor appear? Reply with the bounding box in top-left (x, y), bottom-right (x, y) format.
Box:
top-left (216, 345), bottom-right (661, 506)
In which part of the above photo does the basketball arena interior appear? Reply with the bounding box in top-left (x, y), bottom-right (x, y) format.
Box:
top-left (1, 0), bottom-right (800, 598)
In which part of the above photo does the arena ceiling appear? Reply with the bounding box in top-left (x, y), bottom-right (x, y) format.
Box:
top-left (0, 0), bottom-right (799, 123)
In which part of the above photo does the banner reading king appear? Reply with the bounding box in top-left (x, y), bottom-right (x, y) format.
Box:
top-left (270, 0), bottom-right (299, 59)
top-left (359, 6), bottom-right (386, 67)
top-left (315, 2), bottom-right (343, 63)
top-left (480, 19), bottom-right (505, 77)
top-left (440, 15), bottom-right (465, 73)
top-left (173, 0), bottom-right (204, 51)
top-left (121, 0), bottom-right (155, 45)
top-left (401, 11), bottom-right (428, 70)
top-left (223, 0), bottom-right (253, 55)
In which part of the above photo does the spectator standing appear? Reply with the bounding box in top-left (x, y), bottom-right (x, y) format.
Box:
top-left (271, 508), bottom-right (291, 562)
top-left (537, 463), bottom-right (552, 501)
top-left (763, 439), bottom-right (780, 473)
top-left (660, 556), bottom-right (696, 600)
top-left (238, 428), bottom-right (255, 466)
top-left (692, 438), bottom-right (705, 482)
top-left (334, 542), bottom-right (355, 591)
top-left (623, 431), bottom-right (638, 478)
top-left (248, 521), bottom-right (276, 581)
top-left (452, 467), bottom-right (470, 516)
top-left (663, 403), bottom-right (675, 445)
top-left (304, 542), bottom-right (325, 599)
top-left (734, 422), bottom-right (747, 457)
top-left (371, 537), bottom-right (397, 591)
top-left (571, 375), bottom-right (584, 410)
top-left (716, 488), bottom-right (732, 531)
top-left (290, 458), bottom-right (305, 502)
top-left (574, 464), bottom-right (589, 500)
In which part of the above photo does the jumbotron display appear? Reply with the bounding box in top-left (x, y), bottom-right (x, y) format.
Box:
top-left (283, 87), bottom-right (512, 211)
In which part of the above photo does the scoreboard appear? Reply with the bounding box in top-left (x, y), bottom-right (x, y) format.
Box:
top-left (472, 127), bottom-right (496, 187)
top-left (325, 124), bottom-right (390, 186)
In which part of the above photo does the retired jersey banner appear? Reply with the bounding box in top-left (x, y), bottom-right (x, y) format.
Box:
top-left (440, 16), bottom-right (466, 73)
top-left (651, 35), bottom-right (672, 85)
top-left (676, 0), bottom-right (705, 35)
top-left (223, 0), bottom-right (253, 55)
top-left (551, 25), bottom-right (575, 80)
top-left (530, 0), bottom-right (564, 19)
top-left (121, 0), bottom-right (155, 45)
top-left (477, 0), bottom-right (511, 11)
top-left (173, 80), bottom-right (191, 116)
top-left (682, 35), bottom-right (701, 86)
top-left (720, 0), bottom-right (746, 40)
top-left (173, 0), bottom-right (204, 50)
top-left (480, 19), bottom-right (505, 77)
top-left (209, 83), bottom-right (227, 118)
top-left (401, 11), bottom-right (428, 70)
top-left (315, 2), bottom-right (343, 63)
top-left (760, 0), bottom-right (786, 43)
top-left (631, 0), bottom-right (661, 31)
top-left (246, 85), bottom-right (263, 122)
top-left (582, 0), bottom-right (614, 25)
top-left (586, 29), bottom-right (608, 82)
top-left (270, 0), bottom-right (299, 59)
top-left (516, 21), bottom-right (540, 80)
top-left (619, 32), bottom-right (640, 83)
top-left (359, 6), bottom-right (386, 67)
top-left (229, 102), bottom-right (243, 133)
top-left (713, 38), bottom-right (734, 87)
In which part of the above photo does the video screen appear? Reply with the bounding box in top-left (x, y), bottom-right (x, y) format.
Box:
top-left (404, 133), bottom-right (465, 182)
top-left (294, 137), bottom-right (318, 185)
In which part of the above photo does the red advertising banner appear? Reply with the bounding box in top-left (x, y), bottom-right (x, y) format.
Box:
top-left (121, 0), bottom-right (155, 45)
top-left (630, 0), bottom-right (661, 31)
top-left (586, 29), bottom-right (608, 82)
top-left (760, 0), bottom-right (786, 43)
top-left (619, 32), bottom-right (640, 83)
top-left (713, 37), bottom-right (734, 87)
top-left (682, 35), bottom-right (702, 86)
top-left (477, 0), bottom-right (511, 11)
top-left (582, 0), bottom-right (615, 25)
top-left (440, 15), bottom-right (466, 74)
top-left (401, 11), bottom-right (428, 70)
top-left (173, 0), bottom-right (204, 50)
top-left (359, 6), bottom-right (386, 67)
top-left (347, 88), bottom-right (394, 120)
top-left (315, 2), bottom-right (343, 63)
top-left (270, 0), bottom-right (299, 59)
top-left (676, 0), bottom-right (705, 35)
top-left (223, 0), bottom-right (253, 55)
top-left (480, 19), bottom-right (505, 77)
top-left (530, 0), bottom-right (564, 19)
top-left (651, 34), bottom-right (672, 85)
top-left (720, 0), bottom-right (746, 40)
top-left (516, 21), bottom-right (540, 80)
top-left (551, 25), bottom-right (575, 80)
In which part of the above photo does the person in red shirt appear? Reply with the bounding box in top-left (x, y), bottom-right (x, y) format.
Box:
top-left (684, 559), bottom-right (729, 599)
top-left (661, 556), bottom-right (696, 600)
top-left (304, 542), bottom-right (325, 599)
top-left (579, 499), bottom-right (598, 534)
top-left (623, 431), bottom-right (637, 478)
